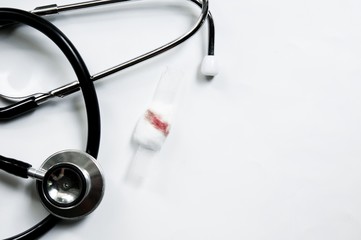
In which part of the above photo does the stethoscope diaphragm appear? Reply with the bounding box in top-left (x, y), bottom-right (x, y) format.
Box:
top-left (36, 150), bottom-right (104, 220)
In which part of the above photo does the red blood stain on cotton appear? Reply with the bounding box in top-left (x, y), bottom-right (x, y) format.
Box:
top-left (145, 110), bottom-right (170, 136)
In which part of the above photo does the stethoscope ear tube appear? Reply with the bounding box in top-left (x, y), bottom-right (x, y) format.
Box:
top-left (0, 0), bottom-right (214, 116)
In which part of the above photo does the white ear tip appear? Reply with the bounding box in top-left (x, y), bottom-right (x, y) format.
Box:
top-left (201, 55), bottom-right (219, 77)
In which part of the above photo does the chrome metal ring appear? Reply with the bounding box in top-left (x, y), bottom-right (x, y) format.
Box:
top-left (36, 150), bottom-right (105, 220)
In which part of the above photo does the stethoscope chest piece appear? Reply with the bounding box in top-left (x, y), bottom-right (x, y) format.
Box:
top-left (36, 150), bottom-right (104, 220)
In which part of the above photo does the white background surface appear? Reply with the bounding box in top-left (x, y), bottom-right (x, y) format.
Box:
top-left (1, 0), bottom-right (361, 239)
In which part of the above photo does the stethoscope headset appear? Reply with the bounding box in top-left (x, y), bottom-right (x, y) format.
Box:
top-left (0, 0), bottom-right (216, 239)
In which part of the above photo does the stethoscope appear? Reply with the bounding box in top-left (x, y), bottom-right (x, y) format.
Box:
top-left (0, 0), bottom-right (216, 239)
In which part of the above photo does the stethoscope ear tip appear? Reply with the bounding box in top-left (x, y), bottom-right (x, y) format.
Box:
top-left (201, 55), bottom-right (219, 77)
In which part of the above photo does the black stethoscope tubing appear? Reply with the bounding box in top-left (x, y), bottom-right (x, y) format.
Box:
top-left (0, 8), bottom-right (101, 240)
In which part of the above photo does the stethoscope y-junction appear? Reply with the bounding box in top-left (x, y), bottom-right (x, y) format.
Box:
top-left (0, 0), bottom-right (217, 239)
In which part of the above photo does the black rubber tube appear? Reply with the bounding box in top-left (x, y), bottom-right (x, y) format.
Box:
top-left (0, 8), bottom-right (101, 240)
top-left (0, 97), bottom-right (38, 121)
top-left (0, 155), bottom-right (32, 178)
top-left (188, 0), bottom-right (215, 55)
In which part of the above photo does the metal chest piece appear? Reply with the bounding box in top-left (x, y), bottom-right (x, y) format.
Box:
top-left (36, 150), bottom-right (104, 220)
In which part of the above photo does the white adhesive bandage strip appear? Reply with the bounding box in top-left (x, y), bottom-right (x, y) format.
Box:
top-left (126, 146), bottom-right (157, 186)
top-left (127, 68), bottom-right (183, 184)
top-left (133, 68), bottom-right (184, 151)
